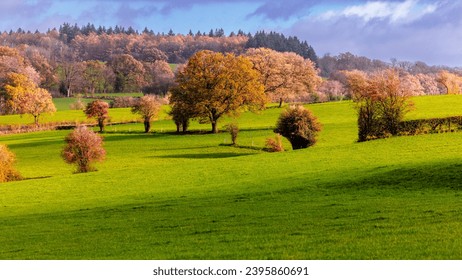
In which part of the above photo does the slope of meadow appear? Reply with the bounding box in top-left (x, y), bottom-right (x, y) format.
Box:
top-left (1, 96), bottom-right (462, 259)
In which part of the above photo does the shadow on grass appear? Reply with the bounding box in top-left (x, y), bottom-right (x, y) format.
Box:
top-left (163, 127), bottom-right (274, 136)
top-left (153, 152), bottom-right (256, 159)
top-left (218, 143), bottom-right (264, 152)
top-left (23, 176), bottom-right (53, 181)
top-left (102, 132), bottom-right (173, 142)
top-left (342, 160), bottom-right (462, 191)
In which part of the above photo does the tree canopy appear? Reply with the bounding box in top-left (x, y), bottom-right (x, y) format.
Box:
top-left (171, 50), bottom-right (266, 133)
top-left (245, 48), bottom-right (322, 107)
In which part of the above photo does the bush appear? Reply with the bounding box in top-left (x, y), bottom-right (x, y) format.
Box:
top-left (265, 134), bottom-right (284, 152)
top-left (62, 126), bottom-right (106, 173)
top-left (0, 144), bottom-right (22, 182)
top-left (224, 122), bottom-right (239, 145)
top-left (69, 95), bottom-right (86, 110)
top-left (274, 105), bottom-right (322, 150)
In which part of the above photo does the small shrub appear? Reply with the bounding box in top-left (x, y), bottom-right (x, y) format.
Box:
top-left (62, 126), bottom-right (106, 173)
top-left (265, 134), bottom-right (284, 152)
top-left (0, 144), bottom-right (22, 182)
top-left (69, 95), bottom-right (86, 110)
top-left (224, 122), bottom-right (239, 145)
top-left (274, 105), bottom-right (322, 150)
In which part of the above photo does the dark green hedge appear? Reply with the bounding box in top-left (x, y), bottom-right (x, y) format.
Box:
top-left (398, 116), bottom-right (462, 136)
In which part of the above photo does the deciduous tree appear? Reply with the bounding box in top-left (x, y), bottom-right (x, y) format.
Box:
top-left (62, 126), bottom-right (106, 173)
top-left (171, 50), bottom-right (266, 133)
top-left (143, 60), bottom-right (175, 95)
top-left (110, 54), bottom-right (146, 92)
top-left (344, 69), bottom-right (414, 141)
top-left (131, 95), bottom-right (162, 133)
top-left (84, 100), bottom-right (109, 132)
top-left (436, 70), bottom-right (462, 94)
top-left (245, 48), bottom-right (321, 107)
top-left (0, 73), bottom-right (56, 125)
top-left (23, 87), bottom-right (57, 125)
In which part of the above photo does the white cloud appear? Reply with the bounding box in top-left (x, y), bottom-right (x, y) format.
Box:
top-left (318, 0), bottom-right (438, 24)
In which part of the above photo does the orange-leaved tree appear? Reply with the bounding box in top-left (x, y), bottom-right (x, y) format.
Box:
top-left (171, 50), bottom-right (266, 133)
top-left (84, 100), bottom-right (109, 132)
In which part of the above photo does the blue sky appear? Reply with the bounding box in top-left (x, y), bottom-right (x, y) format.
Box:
top-left (1, 0), bottom-right (461, 66)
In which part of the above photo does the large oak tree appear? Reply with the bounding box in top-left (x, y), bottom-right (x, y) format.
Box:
top-left (171, 50), bottom-right (266, 133)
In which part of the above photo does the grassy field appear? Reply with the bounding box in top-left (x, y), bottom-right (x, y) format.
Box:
top-left (1, 95), bottom-right (462, 259)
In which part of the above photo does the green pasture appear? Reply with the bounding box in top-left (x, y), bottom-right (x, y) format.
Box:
top-left (0, 97), bottom-right (173, 127)
top-left (1, 95), bottom-right (462, 259)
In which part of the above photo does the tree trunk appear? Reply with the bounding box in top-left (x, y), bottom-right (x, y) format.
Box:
top-left (211, 121), bottom-right (218, 134)
top-left (34, 115), bottom-right (39, 126)
top-left (144, 120), bottom-right (151, 133)
top-left (279, 98), bottom-right (283, 108)
top-left (98, 119), bottom-right (104, 132)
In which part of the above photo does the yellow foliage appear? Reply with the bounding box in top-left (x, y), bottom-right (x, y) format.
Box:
top-left (0, 73), bottom-right (56, 124)
top-left (0, 144), bottom-right (21, 183)
top-left (172, 50), bottom-right (266, 133)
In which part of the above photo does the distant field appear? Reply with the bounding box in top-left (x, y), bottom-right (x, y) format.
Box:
top-left (1, 95), bottom-right (462, 259)
top-left (0, 96), bottom-right (171, 127)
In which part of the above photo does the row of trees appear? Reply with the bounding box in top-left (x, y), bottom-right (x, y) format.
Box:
top-left (169, 49), bottom-right (320, 133)
top-left (0, 43), bottom-right (176, 98)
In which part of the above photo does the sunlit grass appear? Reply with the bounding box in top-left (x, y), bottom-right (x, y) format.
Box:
top-left (1, 95), bottom-right (462, 259)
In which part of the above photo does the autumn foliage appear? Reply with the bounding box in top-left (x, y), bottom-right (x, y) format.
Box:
top-left (0, 72), bottom-right (56, 125)
top-left (62, 126), bottom-right (106, 173)
top-left (171, 50), bottom-right (266, 133)
top-left (0, 144), bottom-right (22, 182)
top-left (84, 100), bottom-right (110, 132)
top-left (344, 69), bottom-right (414, 141)
top-left (265, 134), bottom-right (284, 152)
top-left (274, 105), bottom-right (322, 150)
top-left (245, 48), bottom-right (321, 107)
top-left (131, 95), bottom-right (162, 133)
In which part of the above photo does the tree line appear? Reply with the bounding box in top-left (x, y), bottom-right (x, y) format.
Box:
top-left (0, 25), bottom-right (318, 97)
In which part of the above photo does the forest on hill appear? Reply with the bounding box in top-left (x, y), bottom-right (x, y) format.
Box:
top-left (0, 24), bottom-right (317, 96)
top-left (1, 23), bottom-right (461, 103)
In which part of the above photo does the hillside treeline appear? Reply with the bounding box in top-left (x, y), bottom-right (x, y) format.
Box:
top-left (1, 23), bottom-right (462, 102)
top-left (0, 24), bottom-right (318, 96)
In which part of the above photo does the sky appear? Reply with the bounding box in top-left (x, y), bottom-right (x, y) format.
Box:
top-left (1, 0), bottom-right (461, 66)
